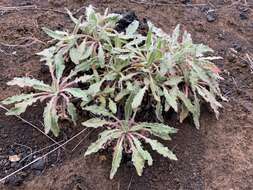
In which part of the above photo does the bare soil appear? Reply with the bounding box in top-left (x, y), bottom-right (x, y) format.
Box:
top-left (0, 0), bottom-right (252, 190)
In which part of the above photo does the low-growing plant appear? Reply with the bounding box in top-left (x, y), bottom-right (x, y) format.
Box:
top-left (1, 5), bottom-right (225, 178)
top-left (82, 105), bottom-right (177, 179)
top-left (1, 49), bottom-right (92, 136)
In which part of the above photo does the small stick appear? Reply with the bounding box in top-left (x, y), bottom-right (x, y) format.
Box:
top-left (73, 6), bottom-right (87, 16)
top-left (128, 0), bottom-right (207, 7)
top-left (0, 5), bottom-right (67, 15)
top-left (0, 37), bottom-right (46, 48)
top-left (127, 174), bottom-right (134, 190)
top-left (0, 5), bottom-right (37, 11)
top-left (71, 129), bottom-right (95, 152)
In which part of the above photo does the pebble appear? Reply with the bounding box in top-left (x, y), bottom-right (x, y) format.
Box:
top-left (31, 158), bottom-right (46, 171)
top-left (180, 0), bottom-right (191, 4)
top-left (232, 43), bottom-right (242, 52)
top-left (239, 12), bottom-right (248, 20)
top-left (206, 11), bottom-right (217, 22)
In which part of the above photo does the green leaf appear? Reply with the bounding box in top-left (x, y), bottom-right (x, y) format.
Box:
top-left (196, 85), bottom-right (222, 118)
top-left (147, 51), bottom-right (157, 65)
top-left (145, 138), bottom-right (177, 160)
top-left (146, 29), bottom-right (152, 49)
top-left (126, 20), bottom-right (139, 35)
top-left (177, 91), bottom-right (194, 113)
top-left (7, 77), bottom-right (53, 92)
top-left (98, 45), bottom-right (105, 66)
top-left (65, 88), bottom-right (89, 102)
top-left (6, 97), bottom-right (39, 115)
top-left (163, 87), bottom-right (178, 112)
top-left (42, 27), bottom-right (67, 40)
top-left (195, 44), bottom-right (213, 57)
top-left (70, 61), bottom-right (93, 77)
top-left (115, 90), bottom-right (129, 102)
top-left (82, 118), bottom-right (110, 128)
top-left (84, 105), bottom-right (114, 118)
top-left (82, 44), bottom-right (94, 60)
top-left (124, 92), bottom-right (135, 120)
top-left (54, 52), bottom-right (65, 80)
top-left (132, 145), bottom-right (145, 176)
top-left (86, 5), bottom-right (97, 24)
top-left (69, 47), bottom-right (81, 65)
top-left (84, 129), bottom-right (121, 156)
top-left (150, 77), bottom-right (160, 102)
top-left (164, 76), bottom-right (183, 86)
top-left (109, 99), bottom-right (117, 114)
top-left (171, 24), bottom-right (180, 47)
top-left (110, 137), bottom-right (124, 179)
top-left (67, 102), bottom-right (77, 125)
top-left (155, 102), bottom-right (164, 122)
top-left (2, 93), bottom-right (36, 105)
top-left (37, 47), bottom-right (55, 60)
top-left (132, 86), bottom-right (147, 110)
top-left (132, 136), bottom-right (153, 166)
top-left (43, 99), bottom-right (59, 137)
top-left (133, 122), bottom-right (177, 140)
top-left (87, 81), bottom-right (102, 97)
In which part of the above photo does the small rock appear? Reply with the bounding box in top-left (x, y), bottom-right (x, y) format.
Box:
top-left (180, 0), bottom-right (191, 4)
top-left (206, 11), bottom-right (217, 22)
top-left (240, 60), bottom-right (248, 68)
top-left (239, 12), bottom-right (248, 20)
top-left (31, 158), bottom-right (46, 171)
top-left (9, 155), bottom-right (21, 162)
top-left (232, 43), bottom-right (242, 52)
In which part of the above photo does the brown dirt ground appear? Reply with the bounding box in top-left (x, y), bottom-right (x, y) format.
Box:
top-left (0, 0), bottom-right (252, 190)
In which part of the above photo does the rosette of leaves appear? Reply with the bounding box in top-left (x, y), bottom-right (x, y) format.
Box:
top-left (78, 14), bottom-right (226, 128)
top-left (1, 49), bottom-right (92, 136)
top-left (82, 104), bottom-right (177, 179)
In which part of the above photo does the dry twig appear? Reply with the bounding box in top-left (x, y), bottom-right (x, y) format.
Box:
top-left (128, 0), bottom-right (207, 7)
top-left (0, 37), bottom-right (46, 48)
top-left (0, 5), bottom-right (67, 15)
